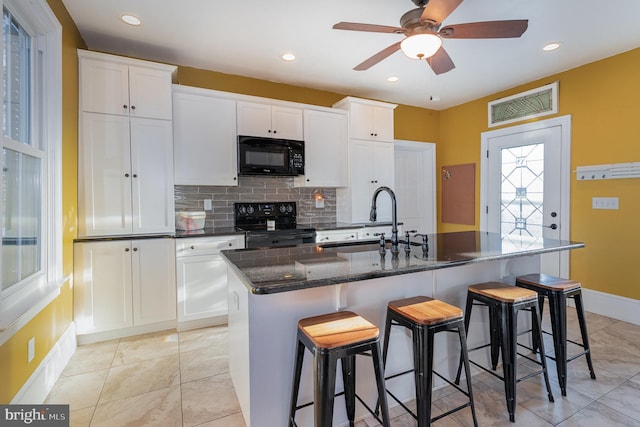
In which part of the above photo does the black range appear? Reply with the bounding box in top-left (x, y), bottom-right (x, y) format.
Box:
top-left (234, 202), bottom-right (316, 248)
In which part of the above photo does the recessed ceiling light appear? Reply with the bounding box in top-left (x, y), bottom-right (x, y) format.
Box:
top-left (543, 42), bottom-right (561, 51)
top-left (281, 52), bottom-right (296, 62)
top-left (387, 76), bottom-right (399, 82)
top-left (121, 14), bottom-right (141, 26)
top-left (429, 95), bottom-right (441, 102)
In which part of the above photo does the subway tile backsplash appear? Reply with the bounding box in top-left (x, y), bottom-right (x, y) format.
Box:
top-left (174, 176), bottom-right (337, 228)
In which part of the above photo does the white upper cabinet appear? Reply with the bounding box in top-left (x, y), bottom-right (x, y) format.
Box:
top-left (79, 50), bottom-right (175, 120)
top-left (333, 96), bottom-right (396, 142)
top-left (294, 109), bottom-right (348, 187)
top-left (78, 51), bottom-right (176, 237)
top-left (173, 87), bottom-right (238, 186)
top-left (237, 101), bottom-right (303, 140)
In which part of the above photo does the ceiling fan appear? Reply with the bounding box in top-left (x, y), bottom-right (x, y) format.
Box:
top-left (332, 0), bottom-right (528, 75)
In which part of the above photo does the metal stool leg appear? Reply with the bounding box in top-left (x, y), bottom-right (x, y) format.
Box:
top-left (457, 322), bottom-right (479, 427)
top-left (532, 302), bottom-right (555, 403)
top-left (315, 351), bottom-right (338, 427)
top-left (573, 292), bottom-right (597, 380)
top-left (371, 341), bottom-right (391, 427)
top-left (499, 303), bottom-right (517, 423)
top-left (455, 294), bottom-right (474, 384)
top-left (289, 339), bottom-right (306, 427)
top-left (341, 355), bottom-right (356, 426)
top-left (548, 291), bottom-right (569, 396)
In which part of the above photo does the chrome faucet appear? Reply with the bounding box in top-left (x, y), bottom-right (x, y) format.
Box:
top-left (369, 186), bottom-right (399, 255)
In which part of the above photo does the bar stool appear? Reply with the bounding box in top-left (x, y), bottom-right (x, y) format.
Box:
top-left (288, 310), bottom-right (391, 427)
top-left (515, 274), bottom-right (596, 396)
top-left (380, 296), bottom-right (478, 427)
top-left (455, 282), bottom-right (554, 422)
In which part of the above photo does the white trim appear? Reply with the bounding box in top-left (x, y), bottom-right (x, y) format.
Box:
top-left (0, 275), bottom-right (70, 345)
top-left (480, 115), bottom-right (572, 277)
top-left (10, 322), bottom-right (77, 404)
top-left (577, 289), bottom-right (640, 326)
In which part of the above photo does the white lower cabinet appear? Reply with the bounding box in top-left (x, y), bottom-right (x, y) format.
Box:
top-left (74, 238), bottom-right (176, 338)
top-left (176, 235), bottom-right (245, 327)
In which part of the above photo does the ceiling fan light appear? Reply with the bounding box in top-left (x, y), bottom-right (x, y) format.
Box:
top-left (400, 34), bottom-right (442, 60)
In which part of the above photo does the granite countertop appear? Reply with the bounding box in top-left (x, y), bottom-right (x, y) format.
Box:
top-left (221, 231), bottom-right (585, 294)
top-left (174, 226), bottom-right (244, 238)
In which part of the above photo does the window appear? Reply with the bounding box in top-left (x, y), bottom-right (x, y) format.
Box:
top-left (0, 0), bottom-right (61, 333)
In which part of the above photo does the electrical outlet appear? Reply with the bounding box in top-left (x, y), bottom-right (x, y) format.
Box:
top-left (592, 197), bottom-right (619, 210)
top-left (203, 199), bottom-right (212, 211)
top-left (315, 198), bottom-right (325, 209)
top-left (28, 337), bottom-right (35, 363)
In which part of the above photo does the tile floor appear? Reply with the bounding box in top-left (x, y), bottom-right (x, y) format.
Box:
top-left (46, 306), bottom-right (640, 426)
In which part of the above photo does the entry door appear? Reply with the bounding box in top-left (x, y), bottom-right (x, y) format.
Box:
top-left (481, 116), bottom-right (571, 277)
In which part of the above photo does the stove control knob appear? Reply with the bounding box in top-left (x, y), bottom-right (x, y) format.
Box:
top-left (246, 205), bottom-right (255, 215)
top-left (286, 204), bottom-right (294, 213)
top-left (238, 205), bottom-right (246, 215)
top-left (279, 204), bottom-right (287, 213)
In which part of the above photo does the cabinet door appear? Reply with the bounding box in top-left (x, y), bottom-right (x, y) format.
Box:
top-left (298, 110), bottom-right (347, 187)
top-left (345, 102), bottom-right (394, 142)
top-left (74, 241), bottom-right (133, 334)
top-left (128, 66), bottom-right (173, 120)
top-left (130, 118), bottom-right (175, 234)
top-left (350, 140), bottom-right (375, 223)
top-left (78, 112), bottom-right (132, 237)
top-left (176, 255), bottom-right (229, 322)
top-left (173, 91), bottom-right (238, 185)
top-left (271, 106), bottom-right (303, 140)
top-left (371, 142), bottom-right (395, 222)
top-left (79, 58), bottom-right (130, 116)
top-left (372, 106), bottom-right (394, 142)
top-left (132, 239), bottom-right (176, 326)
top-left (237, 101), bottom-right (272, 137)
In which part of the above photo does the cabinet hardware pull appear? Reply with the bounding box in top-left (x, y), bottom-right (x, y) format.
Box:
top-left (190, 246), bottom-right (195, 250)
top-left (133, 247), bottom-right (138, 251)
top-left (131, 105), bottom-right (136, 110)
top-left (132, 174), bottom-right (138, 178)
top-left (125, 248), bottom-right (130, 252)
top-left (123, 104), bottom-right (128, 109)
top-left (125, 173), bottom-right (130, 177)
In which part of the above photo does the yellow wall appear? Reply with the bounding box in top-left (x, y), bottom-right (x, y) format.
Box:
top-left (438, 48), bottom-right (640, 300)
top-left (0, 0), bottom-right (85, 404)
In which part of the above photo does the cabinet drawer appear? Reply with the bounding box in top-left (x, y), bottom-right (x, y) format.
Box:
top-left (176, 235), bottom-right (245, 256)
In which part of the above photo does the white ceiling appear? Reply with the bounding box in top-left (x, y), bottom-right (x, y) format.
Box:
top-left (61, 0), bottom-right (640, 110)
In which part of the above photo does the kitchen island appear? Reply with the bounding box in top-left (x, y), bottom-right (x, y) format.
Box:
top-left (222, 231), bottom-right (584, 426)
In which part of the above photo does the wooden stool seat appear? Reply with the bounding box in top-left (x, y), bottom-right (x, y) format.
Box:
top-left (516, 273), bottom-right (581, 291)
top-left (468, 281), bottom-right (538, 303)
top-left (388, 296), bottom-right (463, 325)
top-left (298, 311), bottom-right (379, 349)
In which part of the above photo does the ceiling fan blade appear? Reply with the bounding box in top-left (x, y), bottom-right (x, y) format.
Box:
top-left (426, 46), bottom-right (455, 75)
top-left (353, 41), bottom-right (402, 71)
top-left (420, 0), bottom-right (463, 25)
top-left (333, 22), bottom-right (404, 34)
top-left (440, 20), bottom-right (528, 39)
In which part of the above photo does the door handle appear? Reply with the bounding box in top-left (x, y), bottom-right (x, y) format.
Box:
top-left (543, 223), bottom-right (558, 230)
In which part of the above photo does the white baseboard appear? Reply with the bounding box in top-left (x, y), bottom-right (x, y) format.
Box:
top-left (579, 289), bottom-right (640, 326)
top-left (11, 322), bottom-right (77, 404)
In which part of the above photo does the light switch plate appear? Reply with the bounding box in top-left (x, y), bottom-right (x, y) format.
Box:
top-left (592, 197), bottom-right (619, 210)
top-left (203, 199), bottom-right (212, 211)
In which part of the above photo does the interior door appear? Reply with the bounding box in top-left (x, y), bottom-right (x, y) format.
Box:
top-left (394, 140), bottom-right (436, 234)
top-left (481, 117), bottom-right (571, 277)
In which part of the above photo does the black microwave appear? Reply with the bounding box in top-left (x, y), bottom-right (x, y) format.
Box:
top-left (238, 135), bottom-right (304, 176)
